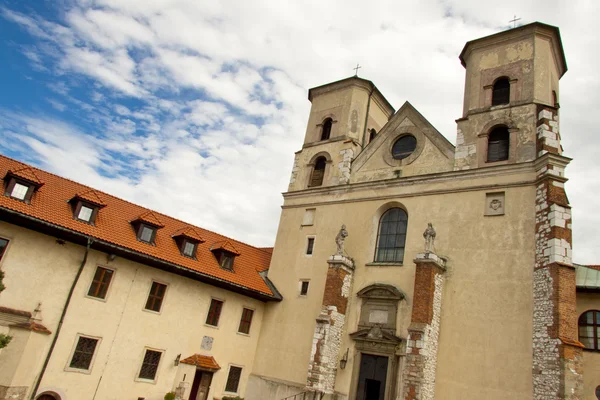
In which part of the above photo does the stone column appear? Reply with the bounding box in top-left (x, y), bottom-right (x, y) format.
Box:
top-left (532, 106), bottom-right (583, 400)
top-left (306, 254), bottom-right (354, 394)
top-left (402, 252), bottom-right (446, 400)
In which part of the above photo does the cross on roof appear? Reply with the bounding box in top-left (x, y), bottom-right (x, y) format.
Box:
top-left (353, 63), bottom-right (362, 77)
top-left (509, 15), bottom-right (521, 28)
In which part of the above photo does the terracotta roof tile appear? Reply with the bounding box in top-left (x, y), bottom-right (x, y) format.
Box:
top-left (180, 354), bottom-right (220, 370)
top-left (134, 211), bottom-right (165, 228)
top-left (73, 189), bottom-right (106, 207)
top-left (0, 155), bottom-right (274, 297)
top-left (211, 240), bottom-right (241, 255)
top-left (11, 321), bottom-right (52, 335)
top-left (172, 227), bottom-right (206, 243)
top-left (6, 166), bottom-right (44, 186)
top-left (0, 306), bottom-right (32, 318)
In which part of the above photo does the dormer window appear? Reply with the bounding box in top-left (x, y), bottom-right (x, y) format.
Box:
top-left (10, 182), bottom-right (29, 200)
top-left (172, 227), bottom-right (205, 259)
top-left (69, 190), bottom-right (106, 225)
top-left (138, 224), bottom-right (156, 243)
top-left (210, 240), bottom-right (240, 271)
top-left (131, 211), bottom-right (164, 245)
top-left (3, 167), bottom-right (44, 204)
top-left (183, 241), bottom-right (196, 257)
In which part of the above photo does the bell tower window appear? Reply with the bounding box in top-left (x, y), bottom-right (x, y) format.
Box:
top-left (369, 129), bottom-right (377, 143)
top-left (487, 127), bottom-right (510, 162)
top-left (491, 77), bottom-right (510, 106)
top-left (309, 157), bottom-right (326, 187)
top-left (321, 118), bottom-right (332, 140)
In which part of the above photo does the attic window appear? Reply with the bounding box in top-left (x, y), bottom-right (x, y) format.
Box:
top-left (183, 241), bottom-right (196, 257)
top-left (69, 190), bottom-right (106, 225)
top-left (210, 241), bottom-right (240, 271)
top-left (216, 251), bottom-right (234, 270)
top-left (3, 174), bottom-right (42, 204)
top-left (138, 224), bottom-right (156, 244)
top-left (10, 182), bottom-right (29, 200)
top-left (172, 228), bottom-right (205, 259)
top-left (131, 212), bottom-right (164, 245)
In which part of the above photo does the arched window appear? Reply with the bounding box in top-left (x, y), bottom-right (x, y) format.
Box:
top-left (375, 208), bottom-right (408, 263)
top-left (492, 77), bottom-right (510, 106)
top-left (321, 118), bottom-right (332, 141)
top-left (487, 127), bottom-right (510, 162)
top-left (579, 310), bottom-right (600, 350)
top-left (369, 129), bottom-right (377, 143)
top-left (309, 157), bottom-right (326, 187)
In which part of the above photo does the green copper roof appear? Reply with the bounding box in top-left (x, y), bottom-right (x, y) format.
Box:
top-left (576, 264), bottom-right (600, 289)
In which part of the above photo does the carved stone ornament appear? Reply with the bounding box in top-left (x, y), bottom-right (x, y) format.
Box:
top-left (490, 199), bottom-right (502, 210)
top-left (423, 222), bottom-right (436, 253)
top-left (335, 224), bottom-right (348, 256)
top-left (367, 324), bottom-right (384, 340)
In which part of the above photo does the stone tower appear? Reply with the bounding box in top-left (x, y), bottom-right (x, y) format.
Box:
top-left (287, 77), bottom-right (394, 191)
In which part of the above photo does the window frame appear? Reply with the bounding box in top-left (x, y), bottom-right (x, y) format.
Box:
top-left (135, 347), bottom-right (164, 383)
top-left (4, 178), bottom-right (36, 203)
top-left (0, 237), bottom-right (11, 265)
top-left (181, 239), bottom-right (197, 258)
top-left (579, 310), bottom-right (600, 351)
top-left (205, 298), bottom-right (224, 327)
top-left (305, 236), bottom-right (315, 256)
top-left (86, 266), bottom-right (115, 302)
top-left (64, 334), bottom-right (101, 374)
top-left (320, 118), bottom-right (333, 141)
top-left (215, 251), bottom-right (234, 271)
top-left (373, 208), bottom-right (408, 264)
top-left (73, 201), bottom-right (99, 225)
top-left (299, 280), bottom-right (310, 297)
top-left (224, 364), bottom-right (244, 394)
top-left (237, 307), bottom-right (255, 335)
top-left (308, 157), bottom-right (327, 188)
top-left (486, 126), bottom-right (510, 163)
top-left (137, 223), bottom-right (157, 245)
top-left (491, 76), bottom-right (510, 106)
top-left (143, 281), bottom-right (168, 314)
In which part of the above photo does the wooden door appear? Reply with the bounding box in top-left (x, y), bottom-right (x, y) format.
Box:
top-left (196, 371), bottom-right (213, 400)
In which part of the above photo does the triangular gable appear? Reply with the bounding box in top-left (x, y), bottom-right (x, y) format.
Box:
top-left (172, 227), bottom-right (206, 243)
top-left (5, 166), bottom-right (44, 186)
top-left (210, 240), bottom-right (241, 255)
top-left (133, 211), bottom-right (165, 228)
top-left (352, 101), bottom-right (455, 175)
top-left (72, 189), bottom-right (106, 207)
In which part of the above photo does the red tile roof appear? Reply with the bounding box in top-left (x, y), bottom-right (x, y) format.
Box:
top-left (6, 166), bottom-right (44, 186)
top-left (0, 155), bottom-right (276, 298)
top-left (11, 321), bottom-right (52, 335)
top-left (73, 189), bottom-right (106, 207)
top-left (180, 354), bottom-right (221, 370)
top-left (172, 227), bottom-right (206, 243)
top-left (210, 240), bottom-right (241, 255)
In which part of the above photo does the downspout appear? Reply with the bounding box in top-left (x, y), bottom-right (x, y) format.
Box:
top-left (360, 86), bottom-right (375, 150)
top-left (30, 237), bottom-right (93, 400)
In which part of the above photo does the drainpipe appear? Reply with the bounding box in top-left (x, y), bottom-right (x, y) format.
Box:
top-left (30, 237), bottom-right (93, 400)
top-left (360, 86), bottom-right (375, 149)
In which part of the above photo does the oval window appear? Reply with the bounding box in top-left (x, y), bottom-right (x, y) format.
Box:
top-left (392, 135), bottom-right (417, 160)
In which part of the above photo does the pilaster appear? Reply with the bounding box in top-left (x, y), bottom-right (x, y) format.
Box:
top-left (403, 252), bottom-right (446, 400)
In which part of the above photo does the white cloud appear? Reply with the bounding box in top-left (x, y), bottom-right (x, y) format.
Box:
top-left (1, 0), bottom-right (598, 263)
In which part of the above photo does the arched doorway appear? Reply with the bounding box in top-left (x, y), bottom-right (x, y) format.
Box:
top-left (37, 393), bottom-right (60, 400)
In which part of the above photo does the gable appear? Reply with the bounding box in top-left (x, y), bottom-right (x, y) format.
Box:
top-left (351, 102), bottom-right (455, 183)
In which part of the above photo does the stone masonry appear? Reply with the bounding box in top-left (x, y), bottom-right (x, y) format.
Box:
top-left (532, 105), bottom-right (584, 400)
top-left (337, 148), bottom-right (353, 185)
top-left (403, 252), bottom-right (446, 400)
top-left (306, 255), bottom-right (354, 394)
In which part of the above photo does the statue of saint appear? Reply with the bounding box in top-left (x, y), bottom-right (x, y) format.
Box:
top-left (423, 222), bottom-right (436, 253)
top-left (335, 224), bottom-right (348, 255)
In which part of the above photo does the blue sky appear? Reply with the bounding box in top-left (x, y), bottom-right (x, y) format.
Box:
top-left (0, 0), bottom-right (598, 263)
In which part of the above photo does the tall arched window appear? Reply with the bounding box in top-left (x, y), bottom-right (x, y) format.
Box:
top-left (492, 77), bottom-right (510, 106)
top-left (579, 310), bottom-right (600, 350)
top-left (309, 157), bottom-right (326, 187)
top-left (375, 208), bottom-right (408, 263)
top-left (487, 127), bottom-right (510, 162)
top-left (321, 118), bottom-right (332, 141)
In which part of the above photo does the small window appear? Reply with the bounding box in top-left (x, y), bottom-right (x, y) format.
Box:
top-left (375, 208), bottom-right (408, 263)
top-left (309, 157), bottom-right (326, 187)
top-left (492, 77), bottom-right (510, 106)
top-left (487, 127), bottom-right (510, 162)
top-left (138, 349), bottom-right (162, 381)
top-left (206, 299), bottom-right (224, 326)
top-left (145, 282), bottom-right (167, 312)
top-left (138, 224), bottom-right (156, 244)
top-left (369, 129), bottom-right (377, 142)
top-left (216, 252), bottom-right (234, 270)
top-left (225, 366), bottom-right (243, 393)
top-left (182, 240), bottom-right (196, 258)
top-left (238, 308), bottom-right (254, 334)
top-left (87, 267), bottom-right (114, 300)
top-left (306, 238), bottom-right (315, 255)
top-left (10, 182), bottom-right (29, 200)
top-left (77, 205), bottom-right (94, 222)
top-left (69, 336), bottom-right (99, 371)
top-left (0, 238), bottom-right (9, 262)
top-left (321, 118), bottom-right (332, 141)
top-left (579, 310), bottom-right (600, 351)
top-left (300, 281), bottom-right (309, 296)
top-left (391, 135), bottom-right (417, 160)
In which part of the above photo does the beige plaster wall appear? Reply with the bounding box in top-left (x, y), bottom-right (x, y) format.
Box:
top-left (534, 35), bottom-right (561, 107)
top-left (0, 222), bottom-right (265, 400)
top-left (576, 292), bottom-right (600, 400)
top-left (255, 164), bottom-right (537, 400)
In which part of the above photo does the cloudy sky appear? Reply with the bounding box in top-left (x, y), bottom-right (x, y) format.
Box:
top-left (0, 0), bottom-right (597, 263)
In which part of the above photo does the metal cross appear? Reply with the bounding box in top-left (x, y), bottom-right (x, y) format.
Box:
top-left (353, 63), bottom-right (362, 77)
top-left (509, 15), bottom-right (521, 28)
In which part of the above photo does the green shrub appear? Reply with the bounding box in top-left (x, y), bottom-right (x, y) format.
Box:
top-left (164, 392), bottom-right (176, 400)
top-left (222, 396), bottom-right (244, 400)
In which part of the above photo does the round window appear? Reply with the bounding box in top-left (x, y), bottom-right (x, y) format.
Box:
top-left (392, 135), bottom-right (417, 160)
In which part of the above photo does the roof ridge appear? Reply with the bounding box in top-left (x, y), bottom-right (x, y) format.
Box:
top-left (0, 154), bottom-right (269, 251)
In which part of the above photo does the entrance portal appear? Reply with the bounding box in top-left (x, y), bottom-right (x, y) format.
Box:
top-left (356, 354), bottom-right (388, 400)
top-left (189, 369), bottom-right (213, 400)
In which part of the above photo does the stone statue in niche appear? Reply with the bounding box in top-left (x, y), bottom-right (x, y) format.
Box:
top-left (335, 224), bottom-right (348, 255)
top-left (350, 110), bottom-right (358, 133)
top-left (423, 222), bottom-right (436, 253)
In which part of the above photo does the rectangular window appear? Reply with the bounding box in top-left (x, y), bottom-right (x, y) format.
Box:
top-left (225, 366), bottom-right (243, 393)
top-left (11, 182), bottom-right (29, 200)
top-left (138, 349), bottom-right (162, 381)
top-left (77, 204), bottom-right (94, 222)
top-left (139, 225), bottom-right (155, 243)
top-left (69, 336), bottom-right (99, 371)
top-left (238, 308), bottom-right (254, 334)
top-left (0, 238), bottom-right (9, 262)
top-left (306, 237), bottom-right (315, 255)
top-left (145, 281), bottom-right (167, 312)
top-left (87, 267), bottom-right (114, 300)
top-left (183, 240), bottom-right (196, 257)
top-left (206, 299), bottom-right (224, 326)
top-left (300, 281), bottom-right (309, 296)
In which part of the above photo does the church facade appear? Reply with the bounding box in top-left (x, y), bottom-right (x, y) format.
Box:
top-left (0, 21), bottom-right (598, 400)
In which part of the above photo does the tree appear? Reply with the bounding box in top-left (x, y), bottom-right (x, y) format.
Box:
top-left (0, 269), bottom-right (12, 349)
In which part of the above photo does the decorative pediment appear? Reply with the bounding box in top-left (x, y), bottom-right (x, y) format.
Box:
top-left (350, 325), bottom-right (403, 353)
top-left (357, 284), bottom-right (405, 301)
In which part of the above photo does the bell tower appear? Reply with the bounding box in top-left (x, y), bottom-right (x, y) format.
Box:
top-left (287, 77), bottom-right (394, 192)
top-left (453, 22), bottom-right (567, 170)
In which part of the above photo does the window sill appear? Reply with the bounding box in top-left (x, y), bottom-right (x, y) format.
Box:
top-left (236, 331), bottom-right (251, 337)
top-left (85, 294), bottom-right (108, 303)
top-left (134, 377), bottom-right (158, 385)
top-left (204, 323), bottom-right (220, 330)
top-left (64, 367), bottom-right (93, 374)
top-left (142, 308), bottom-right (162, 316)
top-left (365, 262), bottom-right (404, 267)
